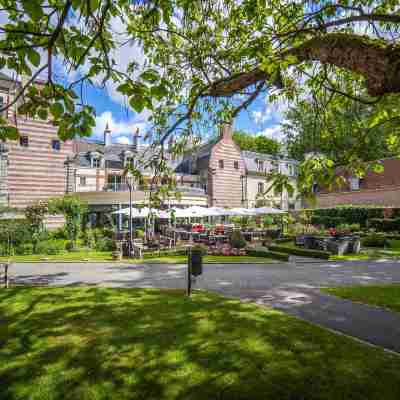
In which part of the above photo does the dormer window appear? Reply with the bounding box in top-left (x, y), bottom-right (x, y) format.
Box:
top-left (92, 158), bottom-right (101, 168)
top-left (89, 151), bottom-right (102, 168)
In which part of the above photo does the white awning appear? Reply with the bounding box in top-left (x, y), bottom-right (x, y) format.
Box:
top-left (112, 207), bottom-right (170, 219)
top-left (251, 206), bottom-right (286, 215)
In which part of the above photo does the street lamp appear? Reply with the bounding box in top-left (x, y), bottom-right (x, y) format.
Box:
top-left (125, 170), bottom-right (134, 257)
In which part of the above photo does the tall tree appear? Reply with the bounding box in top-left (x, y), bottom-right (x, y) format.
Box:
top-left (233, 130), bottom-right (280, 155)
top-left (1, 1), bottom-right (400, 196)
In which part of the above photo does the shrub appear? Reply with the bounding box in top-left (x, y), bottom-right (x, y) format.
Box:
top-left (388, 240), bottom-right (400, 249)
top-left (311, 215), bottom-right (344, 228)
top-left (230, 230), bottom-right (247, 249)
top-left (50, 226), bottom-right (68, 240)
top-left (95, 238), bottom-right (114, 252)
top-left (362, 234), bottom-right (388, 247)
top-left (65, 241), bottom-right (76, 252)
top-left (336, 223), bottom-right (361, 233)
top-left (135, 229), bottom-right (144, 239)
top-left (247, 247), bottom-right (289, 261)
top-left (269, 244), bottom-right (330, 259)
top-left (369, 218), bottom-right (400, 232)
top-left (36, 240), bottom-right (65, 255)
top-left (82, 228), bottom-right (96, 248)
top-left (15, 243), bottom-right (34, 255)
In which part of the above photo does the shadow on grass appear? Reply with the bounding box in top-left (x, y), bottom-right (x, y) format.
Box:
top-left (1, 287), bottom-right (400, 400)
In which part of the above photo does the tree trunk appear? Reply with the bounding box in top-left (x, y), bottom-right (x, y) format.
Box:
top-left (206, 33), bottom-right (400, 97)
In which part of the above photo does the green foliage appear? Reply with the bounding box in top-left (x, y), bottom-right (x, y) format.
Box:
top-left (94, 238), bottom-right (114, 252)
top-left (0, 219), bottom-right (31, 255)
top-left (361, 234), bottom-right (388, 248)
top-left (135, 229), bottom-right (145, 239)
top-left (143, 248), bottom-right (188, 259)
top-left (269, 244), bottom-right (331, 260)
top-left (15, 243), bottom-right (34, 256)
top-left (25, 201), bottom-right (49, 252)
top-left (247, 247), bottom-right (289, 261)
top-left (298, 207), bottom-right (390, 228)
top-left (369, 218), bottom-right (400, 232)
top-left (82, 229), bottom-right (96, 249)
top-left (311, 215), bottom-right (344, 228)
top-left (232, 131), bottom-right (280, 155)
top-left (36, 240), bottom-right (65, 255)
top-left (49, 196), bottom-right (88, 247)
top-left (230, 230), bottom-right (247, 249)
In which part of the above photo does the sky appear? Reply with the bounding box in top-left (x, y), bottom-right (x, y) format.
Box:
top-left (82, 82), bottom-right (286, 146)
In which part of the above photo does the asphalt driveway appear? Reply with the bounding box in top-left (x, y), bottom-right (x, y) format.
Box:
top-left (8, 258), bottom-right (400, 352)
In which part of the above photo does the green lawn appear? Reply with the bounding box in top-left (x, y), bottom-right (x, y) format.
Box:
top-left (0, 251), bottom-right (114, 262)
top-left (323, 284), bottom-right (400, 313)
top-left (331, 248), bottom-right (400, 260)
top-left (1, 288), bottom-right (400, 399)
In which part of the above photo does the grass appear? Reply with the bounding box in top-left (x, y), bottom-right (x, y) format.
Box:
top-left (323, 284), bottom-right (400, 313)
top-left (1, 288), bottom-right (400, 399)
top-left (331, 247), bottom-right (400, 261)
top-left (0, 251), bottom-right (114, 262)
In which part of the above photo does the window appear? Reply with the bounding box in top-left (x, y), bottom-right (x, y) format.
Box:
top-left (79, 176), bottom-right (86, 186)
top-left (349, 177), bottom-right (360, 191)
top-left (218, 159), bottom-right (224, 169)
top-left (234, 161), bottom-right (239, 170)
top-left (256, 159), bottom-right (264, 172)
top-left (257, 182), bottom-right (264, 194)
top-left (51, 139), bottom-right (61, 151)
top-left (92, 158), bottom-right (101, 168)
top-left (20, 136), bottom-right (29, 147)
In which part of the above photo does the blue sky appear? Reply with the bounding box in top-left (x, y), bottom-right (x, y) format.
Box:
top-left (85, 83), bottom-right (286, 146)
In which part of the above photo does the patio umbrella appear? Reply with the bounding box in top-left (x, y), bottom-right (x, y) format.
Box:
top-left (112, 207), bottom-right (170, 219)
top-left (230, 208), bottom-right (257, 216)
top-left (252, 206), bottom-right (286, 215)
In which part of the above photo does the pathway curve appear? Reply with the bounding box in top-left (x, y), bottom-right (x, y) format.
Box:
top-left (9, 258), bottom-right (400, 352)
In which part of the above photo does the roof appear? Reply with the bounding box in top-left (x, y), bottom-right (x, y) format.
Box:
top-left (241, 150), bottom-right (298, 172)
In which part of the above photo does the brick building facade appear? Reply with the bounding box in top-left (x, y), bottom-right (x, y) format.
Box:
top-left (316, 157), bottom-right (400, 207)
top-left (0, 75), bottom-right (74, 209)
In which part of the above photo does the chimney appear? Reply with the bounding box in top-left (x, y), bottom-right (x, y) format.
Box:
top-left (220, 121), bottom-right (233, 139)
top-left (133, 127), bottom-right (140, 151)
top-left (104, 122), bottom-right (112, 146)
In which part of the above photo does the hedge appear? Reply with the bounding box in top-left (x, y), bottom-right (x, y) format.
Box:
top-left (247, 247), bottom-right (289, 261)
top-left (310, 215), bottom-right (344, 228)
top-left (369, 218), bottom-right (400, 232)
top-left (143, 248), bottom-right (187, 259)
top-left (273, 236), bottom-right (294, 244)
top-left (269, 244), bottom-right (331, 259)
top-left (295, 206), bottom-right (400, 228)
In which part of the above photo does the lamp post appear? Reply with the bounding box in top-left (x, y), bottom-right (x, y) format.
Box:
top-left (125, 170), bottom-right (134, 257)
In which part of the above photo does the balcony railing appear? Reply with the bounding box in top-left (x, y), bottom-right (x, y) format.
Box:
top-left (103, 183), bottom-right (206, 194)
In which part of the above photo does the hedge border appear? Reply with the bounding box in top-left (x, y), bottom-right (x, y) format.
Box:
top-left (269, 244), bottom-right (330, 259)
top-left (247, 247), bottom-right (289, 261)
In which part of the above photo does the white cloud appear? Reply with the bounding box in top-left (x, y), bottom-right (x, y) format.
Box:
top-left (258, 125), bottom-right (284, 141)
top-left (93, 111), bottom-right (148, 144)
top-left (115, 136), bottom-right (131, 145)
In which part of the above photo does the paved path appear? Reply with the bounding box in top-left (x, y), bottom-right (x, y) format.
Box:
top-left (9, 258), bottom-right (400, 352)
